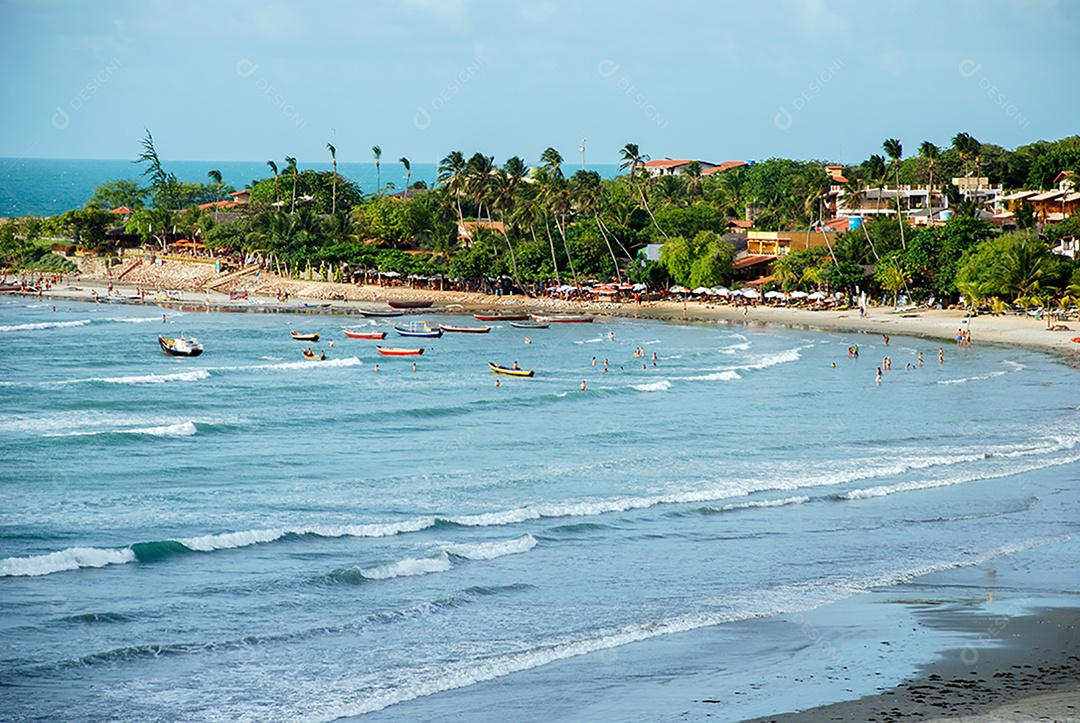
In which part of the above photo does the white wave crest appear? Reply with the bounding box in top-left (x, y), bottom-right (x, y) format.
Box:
top-left (1, 546), bottom-right (136, 577)
top-left (937, 370), bottom-right (1007, 385)
top-left (447, 509), bottom-right (541, 526)
top-left (446, 534), bottom-right (538, 560)
top-left (632, 380), bottom-right (671, 392)
top-left (718, 341), bottom-right (752, 354)
top-left (704, 496), bottom-right (810, 513)
top-left (0, 319), bottom-right (91, 332)
top-left (89, 370), bottom-right (211, 385)
top-left (680, 371), bottom-right (741, 382)
top-left (360, 553), bottom-right (451, 580)
top-left (214, 357), bottom-right (362, 372)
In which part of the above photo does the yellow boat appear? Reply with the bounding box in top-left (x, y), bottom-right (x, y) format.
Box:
top-left (488, 362), bottom-right (534, 377)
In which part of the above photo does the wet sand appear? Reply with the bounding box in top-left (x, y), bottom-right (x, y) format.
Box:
top-left (742, 607), bottom-right (1080, 722)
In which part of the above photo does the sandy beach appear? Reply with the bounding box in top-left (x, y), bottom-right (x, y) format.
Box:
top-left (15, 258), bottom-right (1080, 364)
top-left (744, 607), bottom-right (1080, 723)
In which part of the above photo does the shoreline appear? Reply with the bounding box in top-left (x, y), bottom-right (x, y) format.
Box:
top-left (741, 605), bottom-right (1080, 723)
top-left (11, 268), bottom-right (1080, 363)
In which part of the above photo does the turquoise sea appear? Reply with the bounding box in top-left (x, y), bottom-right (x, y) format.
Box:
top-left (0, 158), bottom-right (623, 218)
top-left (1, 297), bottom-right (1078, 721)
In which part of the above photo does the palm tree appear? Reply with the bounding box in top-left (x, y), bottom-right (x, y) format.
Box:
top-left (438, 150), bottom-right (467, 227)
top-left (327, 143), bottom-right (338, 214)
top-left (466, 152), bottom-right (496, 222)
top-left (882, 138), bottom-right (903, 187)
top-left (539, 147), bottom-right (571, 283)
top-left (952, 132), bottom-right (984, 211)
top-left (882, 139), bottom-right (906, 249)
top-left (266, 160), bottom-right (279, 205)
top-left (681, 161), bottom-right (703, 202)
top-left (372, 145), bottom-right (382, 195)
top-left (617, 142), bottom-right (667, 239)
top-left (918, 141), bottom-right (940, 220)
top-left (399, 157), bottom-right (411, 192)
top-left (284, 156), bottom-right (298, 213)
top-left (572, 169), bottom-right (623, 283)
top-left (207, 169), bottom-right (223, 207)
top-left (866, 154), bottom-right (887, 216)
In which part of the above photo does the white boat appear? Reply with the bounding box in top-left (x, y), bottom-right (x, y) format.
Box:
top-left (159, 334), bottom-right (204, 357)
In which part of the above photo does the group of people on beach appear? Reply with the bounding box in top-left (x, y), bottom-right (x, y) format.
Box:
top-left (957, 328), bottom-right (972, 346)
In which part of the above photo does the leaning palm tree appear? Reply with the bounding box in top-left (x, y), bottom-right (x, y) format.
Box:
top-left (617, 142), bottom-right (667, 239)
top-left (372, 145), bottom-right (382, 195)
top-left (918, 141), bottom-right (940, 220)
top-left (399, 157), bottom-right (411, 192)
top-left (327, 143), bottom-right (338, 214)
top-left (571, 169), bottom-right (623, 283)
top-left (266, 160), bottom-right (279, 205)
top-left (284, 156), bottom-right (298, 213)
top-left (882, 139), bottom-right (906, 249)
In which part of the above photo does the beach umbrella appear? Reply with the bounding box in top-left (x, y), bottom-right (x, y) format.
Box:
top-left (741, 289), bottom-right (761, 299)
top-left (789, 290), bottom-right (808, 298)
top-left (669, 285), bottom-right (690, 294)
top-left (713, 288), bottom-right (730, 297)
top-left (632, 283), bottom-right (647, 291)
top-left (807, 291), bottom-right (826, 300)
top-left (764, 290), bottom-right (786, 299)
top-left (692, 287), bottom-right (711, 295)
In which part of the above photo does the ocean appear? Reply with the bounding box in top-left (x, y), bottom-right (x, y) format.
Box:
top-left (0, 158), bottom-right (624, 218)
top-left (1, 297), bottom-right (1078, 722)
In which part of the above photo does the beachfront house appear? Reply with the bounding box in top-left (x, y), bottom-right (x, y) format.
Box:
top-left (457, 220), bottom-right (505, 245)
top-left (640, 159), bottom-right (747, 178)
top-left (996, 172), bottom-right (1080, 227)
top-left (830, 177), bottom-right (1002, 226)
top-left (731, 230), bottom-right (840, 286)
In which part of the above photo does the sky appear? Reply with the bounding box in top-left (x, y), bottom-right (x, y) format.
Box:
top-left (2, 0), bottom-right (1078, 167)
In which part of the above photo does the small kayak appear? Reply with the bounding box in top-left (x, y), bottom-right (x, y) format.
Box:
top-left (510, 320), bottom-right (548, 329)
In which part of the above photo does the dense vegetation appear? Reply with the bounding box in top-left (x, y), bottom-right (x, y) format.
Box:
top-left (3, 131), bottom-right (1079, 308)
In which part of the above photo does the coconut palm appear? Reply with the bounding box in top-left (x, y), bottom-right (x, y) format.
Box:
top-left (918, 141), bottom-right (940, 218)
top-left (572, 169), bottom-right (623, 283)
top-left (438, 150), bottom-right (467, 227)
top-left (327, 143), bottom-right (338, 214)
top-left (399, 157), bottom-right (411, 191)
top-left (681, 161), bottom-right (703, 202)
top-left (617, 142), bottom-right (667, 240)
top-left (372, 145), bottom-right (382, 195)
top-left (284, 156), bottom-right (298, 213)
top-left (882, 139), bottom-right (906, 249)
top-left (207, 169), bottom-right (223, 207)
top-left (266, 160), bottom-right (279, 205)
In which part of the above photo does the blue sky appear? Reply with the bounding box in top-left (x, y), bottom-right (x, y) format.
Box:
top-left (2, 0), bottom-right (1077, 167)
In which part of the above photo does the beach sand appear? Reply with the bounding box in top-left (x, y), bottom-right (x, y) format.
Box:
top-left (742, 607), bottom-right (1080, 723)
top-left (19, 261), bottom-right (1080, 363)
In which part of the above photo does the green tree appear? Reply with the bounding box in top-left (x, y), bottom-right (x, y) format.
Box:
top-left (372, 145), bottom-right (382, 195)
top-left (327, 143), bottom-right (338, 214)
top-left (399, 156), bottom-right (411, 190)
top-left (86, 179), bottom-right (147, 211)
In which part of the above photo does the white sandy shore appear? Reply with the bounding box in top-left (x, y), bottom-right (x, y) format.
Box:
top-left (22, 263), bottom-right (1080, 362)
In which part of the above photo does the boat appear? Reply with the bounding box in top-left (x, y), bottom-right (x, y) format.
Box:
top-left (159, 334), bottom-right (204, 357)
top-left (488, 361), bottom-right (535, 377)
top-left (394, 322), bottom-right (443, 338)
top-left (357, 308), bottom-right (404, 317)
top-left (387, 299), bottom-right (433, 309)
top-left (302, 349), bottom-right (327, 361)
top-left (376, 346), bottom-right (424, 356)
top-left (473, 313), bottom-right (530, 321)
top-left (531, 315), bottom-right (593, 323)
top-left (510, 320), bottom-right (549, 329)
top-left (290, 330), bottom-right (320, 341)
top-left (342, 328), bottom-right (387, 340)
top-left (439, 324), bottom-right (491, 334)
